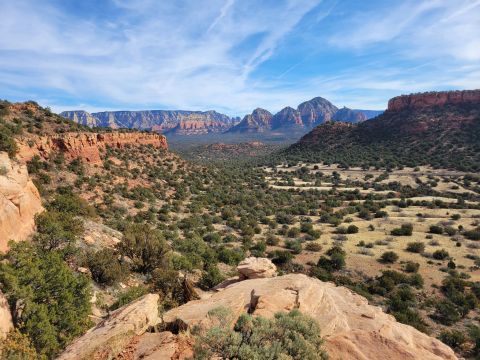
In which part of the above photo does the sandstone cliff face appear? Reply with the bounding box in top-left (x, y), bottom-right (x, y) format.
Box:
top-left (59, 273), bottom-right (456, 360)
top-left (271, 106), bottom-right (303, 129)
top-left (16, 132), bottom-right (168, 163)
top-left (297, 97), bottom-right (338, 126)
top-left (0, 152), bottom-right (43, 252)
top-left (388, 89), bottom-right (480, 112)
top-left (61, 109), bottom-right (239, 134)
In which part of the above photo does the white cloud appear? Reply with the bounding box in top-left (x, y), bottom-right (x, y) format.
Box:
top-left (0, 0), bottom-right (478, 115)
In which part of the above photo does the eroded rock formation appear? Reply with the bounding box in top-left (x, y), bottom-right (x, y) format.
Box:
top-left (236, 256), bottom-right (277, 279)
top-left (58, 294), bottom-right (160, 360)
top-left (388, 89), bottom-right (480, 112)
top-left (58, 272), bottom-right (457, 360)
top-left (16, 132), bottom-right (168, 163)
top-left (0, 152), bottom-right (43, 252)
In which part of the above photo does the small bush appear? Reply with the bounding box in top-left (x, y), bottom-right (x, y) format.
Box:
top-left (406, 242), bottom-right (425, 253)
top-left (192, 308), bottom-right (328, 360)
top-left (391, 223), bottom-right (413, 236)
top-left (432, 249), bottom-right (450, 260)
top-left (380, 251), bottom-right (399, 264)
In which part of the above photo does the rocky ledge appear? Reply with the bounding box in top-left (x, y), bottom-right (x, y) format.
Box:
top-left (16, 132), bottom-right (168, 163)
top-left (388, 89), bottom-right (480, 112)
top-left (58, 265), bottom-right (456, 360)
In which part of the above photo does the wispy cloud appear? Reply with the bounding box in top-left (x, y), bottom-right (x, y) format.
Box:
top-left (0, 0), bottom-right (478, 115)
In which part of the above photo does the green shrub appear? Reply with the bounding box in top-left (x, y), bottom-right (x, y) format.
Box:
top-left (110, 286), bottom-right (149, 310)
top-left (33, 210), bottom-right (84, 253)
top-left (406, 242), bottom-right (425, 253)
top-left (192, 308), bottom-right (328, 360)
top-left (403, 261), bottom-right (420, 273)
top-left (432, 249), bottom-right (449, 260)
top-left (117, 223), bottom-right (170, 273)
top-left (380, 251), bottom-right (399, 264)
top-left (438, 330), bottom-right (466, 349)
top-left (391, 223), bottom-right (413, 236)
top-left (86, 248), bottom-right (128, 286)
top-left (429, 225), bottom-right (443, 234)
top-left (0, 242), bottom-right (91, 358)
top-left (199, 265), bottom-right (225, 290)
top-left (347, 224), bottom-right (359, 234)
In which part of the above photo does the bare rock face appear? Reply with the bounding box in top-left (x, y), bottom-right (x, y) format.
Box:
top-left (236, 257), bottom-right (277, 279)
top-left (0, 291), bottom-right (13, 340)
top-left (388, 89), bottom-right (480, 112)
top-left (16, 131), bottom-right (168, 164)
top-left (58, 275), bottom-right (457, 360)
top-left (159, 274), bottom-right (456, 360)
top-left (57, 294), bottom-right (160, 360)
top-left (0, 152), bottom-right (43, 252)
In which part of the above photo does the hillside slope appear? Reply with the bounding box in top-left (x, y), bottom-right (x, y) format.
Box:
top-left (284, 90), bottom-right (480, 171)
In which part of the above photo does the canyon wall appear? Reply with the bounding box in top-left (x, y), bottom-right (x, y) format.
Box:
top-left (16, 132), bottom-right (168, 163)
top-left (0, 152), bottom-right (43, 252)
top-left (388, 89), bottom-right (480, 112)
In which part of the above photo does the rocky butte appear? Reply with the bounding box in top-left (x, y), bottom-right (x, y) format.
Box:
top-left (387, 89), bottom-right (480, 112)
top-left (16, 131), bottom-right (168, 164)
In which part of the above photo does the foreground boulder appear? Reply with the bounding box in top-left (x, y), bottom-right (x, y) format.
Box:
top-left (0, 152), bottom-right (43, 252)
top-left (0, 291), bottom-right (13, 340)
top-left (57, 294), bottom-right (160, 360)
top-left (236, 256), bottom-right (277, 279)
top-left (58, 275), bottom-right (456, 360)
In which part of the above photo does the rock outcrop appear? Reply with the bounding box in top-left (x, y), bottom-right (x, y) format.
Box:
top-left (58, 294), bottom-right (160, 360)
top-left (0, 152), bottom-right (43, 252)
top-left (297, 97), bottom-right (339, 127)
top-left (59, 274), bottom-right (456, 360)
top-left (16, 132), bottom-right (168, 163)
top-left (160, 274), bottom-right (456, 360)
top-left (0, 291), bottom-right (13, 340)
top-left (236, 256), bottom-right (277, 279)
top-left (228, 108), bottom-right (273, 133)
top-left (388, 89), bottom-right (480, 112)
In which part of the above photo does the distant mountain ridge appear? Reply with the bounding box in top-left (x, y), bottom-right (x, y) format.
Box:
top-left (62, 98), bottom-right (383, 138)
top-left (227, 97), bottom-right (382, 135)
top-left (61, 109), bottom-right (240, 135)
top-left (284, 90), bottom-right (480, 171)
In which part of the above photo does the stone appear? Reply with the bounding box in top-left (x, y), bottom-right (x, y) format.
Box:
top-left (0, 152), bottom-right (43, 252)
top-left (57, 294), bottom-right (160, 360)
top-left (236, 257), bottom-right (277, 279)
top-left (56, 275), bottom-right (457, 360)
top-left (0, 291), bottom-right (13, 340)
top-left (158, 274), bottom-right (456, 360)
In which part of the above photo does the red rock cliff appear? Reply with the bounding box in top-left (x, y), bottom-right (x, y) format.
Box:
top-left (16, 132), bottom-right (168, 163)
top-left (388, 90), bottom-right (480, 112)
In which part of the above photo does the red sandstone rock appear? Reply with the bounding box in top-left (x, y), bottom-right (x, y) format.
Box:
top-left (16, 132), bottom-right (168, 163)
top-left (0, 152), bottom-right (44, 252)
top-left (388, 90), bottom-right (480, 112)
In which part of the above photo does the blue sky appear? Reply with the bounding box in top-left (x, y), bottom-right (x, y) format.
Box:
top-left (0, 0), bottom-right (479, 116)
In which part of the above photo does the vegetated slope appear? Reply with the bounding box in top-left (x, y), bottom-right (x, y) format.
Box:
top-left (61, 109), bottom-right (240, 135)
top-left (284, 90), bottom-right (480, 171)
